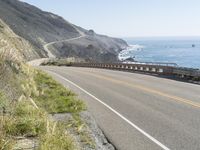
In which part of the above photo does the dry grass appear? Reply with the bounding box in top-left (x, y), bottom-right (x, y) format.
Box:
top-left (0, 47), bottom-right (22, 80)
top-left (0, 45), bottom-right (91, 149)
top-left (0, 92), bottom-right (15, 150)
top-left (39, 122), bottom-right (77, 150)
top-left (0, 92), bottom-right (77, 150)
top-left (0, 59), bottom-right (86, 149)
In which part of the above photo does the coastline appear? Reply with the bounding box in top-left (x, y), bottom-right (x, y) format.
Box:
top-left (119, 38), bottom-right (200, 69)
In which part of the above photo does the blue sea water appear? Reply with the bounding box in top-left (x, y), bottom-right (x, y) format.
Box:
top-left (123, 37), bottom-right (200, 69)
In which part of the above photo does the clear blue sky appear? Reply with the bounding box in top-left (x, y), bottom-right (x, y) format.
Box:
top-left (21, 0), bottom-right (200, 37)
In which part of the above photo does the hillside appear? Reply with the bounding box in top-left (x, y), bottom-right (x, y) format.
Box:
top-left (0, 0), bottom-right (128, 62)
top-left (0, 18), bottom-right (114, 150)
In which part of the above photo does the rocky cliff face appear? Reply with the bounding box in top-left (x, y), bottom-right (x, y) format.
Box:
top-left (0, 0), bottom-right (128, 62)
top-left (50, 31), bottom-right (128, 62)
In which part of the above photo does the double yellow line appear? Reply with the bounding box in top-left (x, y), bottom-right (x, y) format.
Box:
top-left (73, 69), bottom-right (200, 108)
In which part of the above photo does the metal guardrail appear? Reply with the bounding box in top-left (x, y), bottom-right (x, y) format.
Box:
top-left (123, 61), bottom-right (178, 67)
top-left (173, 67), bottom-right (200, 78)
top-left (72, 63), bottom-right (174, 75)
top-left (71, 63), bottom-right (200, 78)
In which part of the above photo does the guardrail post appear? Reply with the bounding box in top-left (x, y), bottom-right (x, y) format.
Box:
top-left (152, 68), bottom-right (156, 72)
top-left (158, 68), bottom-right (164, 73)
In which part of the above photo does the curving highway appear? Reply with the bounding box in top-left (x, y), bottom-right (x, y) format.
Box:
top-left (28, 25), bottom-right (86, 65)
top-left (39, 66), bottom-right (200, 150)
top-left (43, 32), bottom-right (85, 58)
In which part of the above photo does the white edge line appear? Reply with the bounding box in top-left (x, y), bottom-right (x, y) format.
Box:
top-left (47, 70), bottom-right (170, 150)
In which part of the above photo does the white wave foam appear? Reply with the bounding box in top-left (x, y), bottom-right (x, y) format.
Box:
top-left (118, 44), bottom-right (144, 61)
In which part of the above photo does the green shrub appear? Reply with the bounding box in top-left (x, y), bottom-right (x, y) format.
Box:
top-left (41, 59), bottom-right (73, 66)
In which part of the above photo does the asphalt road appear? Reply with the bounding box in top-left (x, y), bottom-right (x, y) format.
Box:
top-left (28, 24), bottom-right (86, 63)
top-left (43, 24), bottom-right (86, 58)
top-left (40, 66), bottom-right (200, 150)
top-left (28, 31), bottom-right (85, 66)
top-left (43, 34), bottom-right (85, 58)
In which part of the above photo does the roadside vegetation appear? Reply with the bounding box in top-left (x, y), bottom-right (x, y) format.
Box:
top-left (0, 91), bottom-right (77, 150)
top-left (41, 58), bottom-right (86, 66)
top-left (33, 71), bottom-right (86, 114)
top-left (0, 50), bottom-right (94, 149)
top-left (41, 59), bottom-right (72, 66)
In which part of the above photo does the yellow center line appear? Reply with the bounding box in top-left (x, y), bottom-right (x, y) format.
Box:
top-left (73, 69), bottom-right (200, 108)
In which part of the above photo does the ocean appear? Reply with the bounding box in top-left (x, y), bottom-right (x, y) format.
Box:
top-left (120, 37), bottom-right (200, 69)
